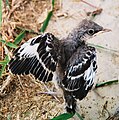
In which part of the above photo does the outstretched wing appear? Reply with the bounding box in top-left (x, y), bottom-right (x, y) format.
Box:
top-left (62, 46), bottom-right (97, 99)
top-left (9, 33), bottom-right (60, 82)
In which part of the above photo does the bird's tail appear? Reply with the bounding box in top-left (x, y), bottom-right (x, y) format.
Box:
top-left (63, 91), bottom-right (77, 114)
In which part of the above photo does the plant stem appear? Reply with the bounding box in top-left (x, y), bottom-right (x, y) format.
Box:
top-left (76, 112), bottom-right (84, 120)
top-left (16, 26), bottom-right (40, 35)
top-left (80, 0), bottom-right (98, 9)
top-left (95, 80), bottom-right (118, 88)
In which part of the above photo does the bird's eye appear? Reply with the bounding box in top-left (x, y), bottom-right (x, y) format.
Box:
top-left (88, 29), bottom-right (95, 35)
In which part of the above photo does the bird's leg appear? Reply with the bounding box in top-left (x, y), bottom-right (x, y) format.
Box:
top-left (37, 83), bottom-right (61, 102)
top-left (39, 83), bottom-right (57, 95)
top-left (39, 91), bottom-right (57, 95)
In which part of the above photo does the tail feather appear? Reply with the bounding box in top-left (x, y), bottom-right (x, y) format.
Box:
top-left (64, 91), bottom-right (77, 114)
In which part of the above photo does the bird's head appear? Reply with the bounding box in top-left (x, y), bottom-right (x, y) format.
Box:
top-left (70, 19), bottom-right (111, 42)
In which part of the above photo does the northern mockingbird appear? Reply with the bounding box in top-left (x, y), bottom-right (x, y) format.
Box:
top-left (9, 19), bottom-right (110, 113)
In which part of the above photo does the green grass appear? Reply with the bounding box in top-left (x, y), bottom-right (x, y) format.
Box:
top-left (6, 0), bottom-right (10, 9)
top-left (0, 55), bottom-right (10, 77)
top-left (0, 39), bottom-right (18, 48)
top-left (76, 112), bottom-right (84, 120)
top-left (96, 80), bottom-right (119, 88)
top-left (14, 31), bottom-right (26, 45)
top-left (0, 30), bottom-right (25, 77)
top-left (16, 26), bottom-right (40, 35)
top-left (51, 112), bottom-right (84, 120)
top-left (7, 114), bottom-right (11, 120)
top-left (40, 0), bottom-right (55, 32)
top-left (40, 11), bottom-right (53, 33)
top-left (88, 43), bottom-right (119, 54)
top-left (51, 113), bottom-right (75, 120)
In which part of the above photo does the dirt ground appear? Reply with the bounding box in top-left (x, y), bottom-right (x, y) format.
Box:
top-left (1, 0), bottom-right (119, 120)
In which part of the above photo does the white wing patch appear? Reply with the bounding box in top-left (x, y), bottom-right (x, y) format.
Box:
top-left (18, 42), bottom-right (39, 59)
top-left (62, 47), bottom-right (97, 93)
top-left (84, 58), bottom-right (96, 90)
top-left (9, 33), bottom-right (58, 82)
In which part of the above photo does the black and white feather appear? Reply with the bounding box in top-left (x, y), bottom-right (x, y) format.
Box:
top-left (9, 33), bottom-right (59, 82)
top-left (9, 19), bottom-right (105, 114)
top-left (62, 45), bottom-right (97, 99)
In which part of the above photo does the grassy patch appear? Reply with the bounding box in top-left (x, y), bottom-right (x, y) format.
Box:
top-left (0, 30), bottom-right (25, 77)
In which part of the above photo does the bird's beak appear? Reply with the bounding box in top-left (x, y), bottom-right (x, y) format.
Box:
top-left (92, 28), bottom-right (111, 37)
top-left (102, 28), bottom-right (111, 32)
top-left (96, 28), bottom-right (111, 35)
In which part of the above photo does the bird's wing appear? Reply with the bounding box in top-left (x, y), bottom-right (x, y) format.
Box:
top-left (62, 46), bottom-right (97, 92)
top-left (9, 33), bottom-right (59, 82)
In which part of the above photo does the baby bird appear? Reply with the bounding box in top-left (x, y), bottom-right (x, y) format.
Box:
top-left (9, 19), bottom-right (110, 113)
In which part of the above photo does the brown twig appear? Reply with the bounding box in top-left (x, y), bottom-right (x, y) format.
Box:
top-left (102, 101), bottom-right (111, 119)
top-left (80, 0), bottom-right (99, 9)
top-left (7, 0), bottom-right (25, 19)
top-left (0, 75), bottom-right (11, 93)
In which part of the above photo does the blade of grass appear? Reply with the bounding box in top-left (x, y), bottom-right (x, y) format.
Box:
top-left (95, 80), bottom-right (119, 88)
top-left (5, 55), bottom-right (10, 63)
top-left (0, 40), bottom-right (6, 44)
top-left (0, 61), bottom-right (7, 65)
top-left (52, 0), bottom-right (55, 9)
top-left (0, 40), bottom-right (17, 48)
top-left (40, 11), bottom-right (53, 32)
top-left (88, 43), bottom-right (119, 53)
top-left (40, 0), bottom-right (55, 32)
top-left (16, 26), bottom-right (40, 35)
top-left (50, 113), bottom-right (74, 120)
top-left (6, 0), bottom-right (10, 9)
top-left (7, 114), bottom-right (11, 120)
top-left (0, 64), bottom-right (6, 77)
top-left (0, 0), bottom-right (2, 26)
top-left (14, 31), bottom-right (26, 45)
top-left (6, 42), bottom-right (17, 48)
top-left (0, 55), bottom-right (10, 77)
top-left (76, 112), bottom-right (84, 120)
